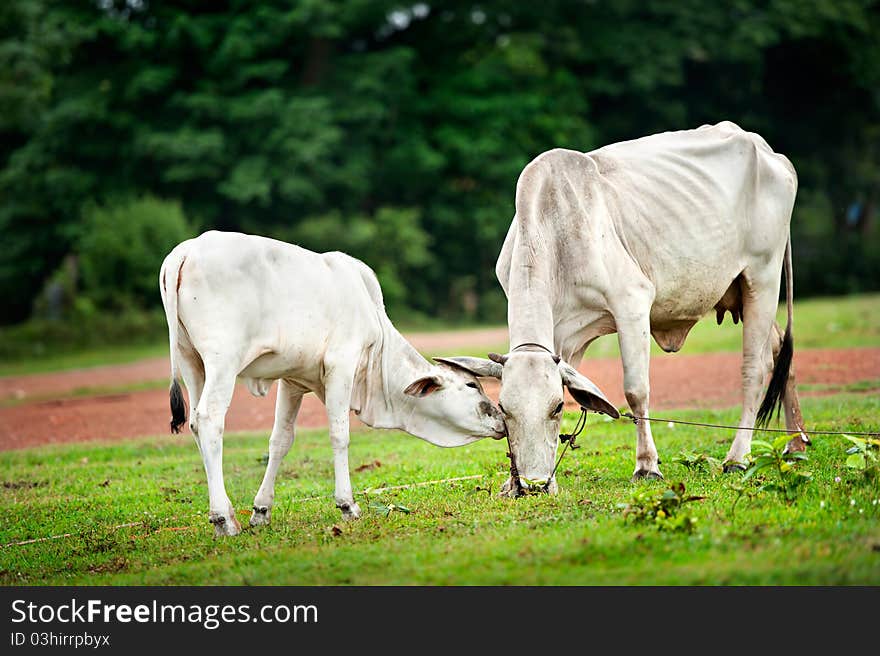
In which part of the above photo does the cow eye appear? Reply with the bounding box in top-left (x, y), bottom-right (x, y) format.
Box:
top-left (466, 382), bottom-right (478, 389)
top-left (553, 402), bottom-right (564, 416)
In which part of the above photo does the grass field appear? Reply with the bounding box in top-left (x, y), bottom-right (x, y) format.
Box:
top-left (2, 394), bottom-right (878, 585)
top-left (0, 343), bottom-right (168, 378)
top-left (1, 294), bottom-right (877, 377)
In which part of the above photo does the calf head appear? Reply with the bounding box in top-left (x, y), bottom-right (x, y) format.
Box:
top-left (441, 349), bottom-right (618, 494)
top-left (401, 359), bottom-right (507, 446)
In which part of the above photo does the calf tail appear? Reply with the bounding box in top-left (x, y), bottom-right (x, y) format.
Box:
top-left (756, 236), bottom-right (794, 427)
top-left (160, 250), bottom-right (188, 434)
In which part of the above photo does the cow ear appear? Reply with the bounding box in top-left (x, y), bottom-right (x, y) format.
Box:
top-left (404, 376), bottom-right (443, 397)
top-left (558, 362), bottom-right (620, 418)
top-left (433, 356), bottom-right (502, 379)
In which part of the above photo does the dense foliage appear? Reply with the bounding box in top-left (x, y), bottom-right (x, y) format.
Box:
top-left (1, 0), bottom-right (878, 325)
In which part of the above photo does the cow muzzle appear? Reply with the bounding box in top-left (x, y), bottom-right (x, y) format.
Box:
top-left (499, 474), bottom-right (558, 497)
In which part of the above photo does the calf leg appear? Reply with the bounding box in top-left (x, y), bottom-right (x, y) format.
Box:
top-left (251, 381), bottom-right (304, 527)
top-left (191, 365), bottom-right (239, 537)
top-left (324, 363), bottom-right (360, 520)
top-left (616, 307), bottom-right (662, 481)
top-left (771, 322), bottom-right (810, 453)
top-left (724, 282), bottom-right (780, 469)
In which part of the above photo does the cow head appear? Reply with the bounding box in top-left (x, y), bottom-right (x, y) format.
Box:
top-left (440, 349), bottom-right (618, 495)
top-left (401, 358), bottom-right (507, 446)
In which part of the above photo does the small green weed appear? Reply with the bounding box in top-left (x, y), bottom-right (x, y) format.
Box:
top-left (742, 436), bottom-right (812, 502)
top-left (368, 502), bottom-right (412, 517)
top-left (671, 450), bottom-right (723, 475)
top-left (843, 434), bottom-right (880, 481)
top-left (620, 482), bottom-right (704, 533)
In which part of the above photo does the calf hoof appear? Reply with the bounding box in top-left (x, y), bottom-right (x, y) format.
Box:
top-left (632, 469), bottom-right (664, 482)
top-left (209, 513), bottom-right (242, 537)
top-left (249, 505), bottom-right (271, 527)
top-left (336, 501), bottom-right (361, 520)
top-left (722, 462), bottom-right (748, 473)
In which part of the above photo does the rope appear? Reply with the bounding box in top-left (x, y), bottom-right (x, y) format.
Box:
top-left (545, 408), bottom-right (588, 490)
top-left (512, 342), bottom-right (554, 353)
top-left (619, 412), bottom-right (879, 436)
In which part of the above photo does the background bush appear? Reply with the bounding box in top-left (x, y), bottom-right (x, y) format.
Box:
top-left (76, 196), bottom-right (193, 312)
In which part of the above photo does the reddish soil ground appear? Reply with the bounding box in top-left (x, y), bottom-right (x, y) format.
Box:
top-left (0, 327), bottom-right (877, 451)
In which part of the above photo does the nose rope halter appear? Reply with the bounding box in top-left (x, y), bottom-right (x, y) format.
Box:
top-left (506, 407), bottom-right (589, 497)
top-left (544, 407), bottom-right (588, 492)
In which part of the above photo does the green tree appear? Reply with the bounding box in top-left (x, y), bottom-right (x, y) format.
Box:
top-left (1, 0), bottom-right (877, 326)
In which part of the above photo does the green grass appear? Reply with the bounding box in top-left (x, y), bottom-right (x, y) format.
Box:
top-left (0, 343), bottom-right (168, 378)
top-left (2, 393), bottom-right (878, 585)
top-left (800, 379), bottom-right (880, 394)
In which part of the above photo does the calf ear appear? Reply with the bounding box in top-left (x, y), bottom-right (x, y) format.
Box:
top-left (433, 356), bottom-right (503, 379)
top-left (559, 362), bottom-right (620, 418)
top-left (404, 376), bottom-right (443, 397)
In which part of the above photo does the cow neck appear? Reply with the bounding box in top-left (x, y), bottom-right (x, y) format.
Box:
top-left (506, 226), bottom-right (557, 349)
top-left (353, 313), bottom-right (433, 431)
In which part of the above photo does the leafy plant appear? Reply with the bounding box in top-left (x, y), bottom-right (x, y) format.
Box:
top-left (672, 450), bottom-right (723, 475)
top-left (621, 482), bottom-right (704, 533)
top-left (843, 435), bottom-right (880, 481)
top-left (742, 436), bottom-right (812, 502)
top-left (76, 196), bottom-right (193, 312)
top-left (368, 502), bottom-right (411, 517)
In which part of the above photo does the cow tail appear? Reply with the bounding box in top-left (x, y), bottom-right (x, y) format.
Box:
top-left (160, 251), bottom-right (188, 434)
top-left (756, 235), bottom-right (794, 427)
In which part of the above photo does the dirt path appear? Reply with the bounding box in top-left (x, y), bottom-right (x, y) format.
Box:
top-left (0, 327), bottom-right (877, 451)
top-left (0, 328), bottom-right (512, 401)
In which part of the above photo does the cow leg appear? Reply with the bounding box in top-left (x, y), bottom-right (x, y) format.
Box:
top-left (772, 322), bottom-right (810, 453)
top-left (178, 353), bottom-right (204, 440)
top-left (250, 381), bottom-right (304, 527)
top-left (191, 364), bottom-right (240, 537)
top-left (616, 306), bottom-right (662, 481)
top-left (323, 363), bottom-right (360, 520)
top-left (724, 282), bottom-right (779, 469)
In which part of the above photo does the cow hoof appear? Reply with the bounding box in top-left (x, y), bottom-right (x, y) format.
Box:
top-left (249, 505), bottom-right (271, 527)
top-left (337, 501), bottom-right (361, 520)
top-left (723, 462), bottom-right (748, 473)
top-left (498, 477), bottom-right (522, 498)
top-left (209, 513), bottom-right (242, 537)
top-left (632, 469), bottom-right (664, 482)
top-left (783, 435), bottom-right (809, 454)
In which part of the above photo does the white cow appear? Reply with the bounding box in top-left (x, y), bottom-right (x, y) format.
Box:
top-left (159, 231), bottom-right (506, 536)
top-left (447, 122), bottom-right (808, 494)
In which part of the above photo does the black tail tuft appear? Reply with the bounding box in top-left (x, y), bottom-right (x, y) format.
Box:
top-left (170, 379), bottom-right (187, 434)
top-left (756, 326), bottom-right (792, 427)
